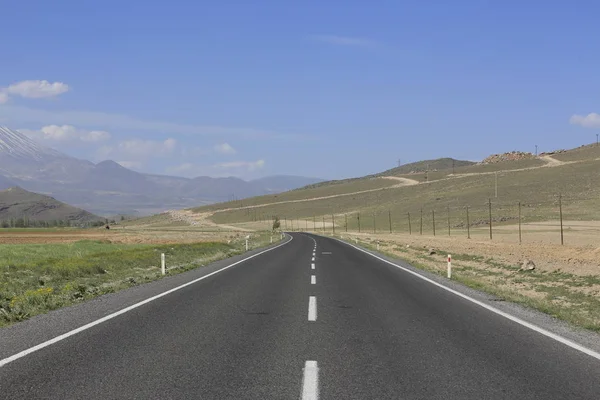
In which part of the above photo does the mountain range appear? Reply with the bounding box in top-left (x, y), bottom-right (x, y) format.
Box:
top-left (0, 126), bottom-right (323, 216)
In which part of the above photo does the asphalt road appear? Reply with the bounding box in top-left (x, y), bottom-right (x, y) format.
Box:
top-left (1, 233), bottom-right (600, 399)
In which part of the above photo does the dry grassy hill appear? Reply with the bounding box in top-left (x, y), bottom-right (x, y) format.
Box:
top-left (180, 143), bottom-right (600, 237)
top-left (0, 187), bottom-right (102, 226)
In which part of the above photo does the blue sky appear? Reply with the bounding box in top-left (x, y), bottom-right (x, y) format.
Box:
top-left (1, 1), bottom-right (599, 180)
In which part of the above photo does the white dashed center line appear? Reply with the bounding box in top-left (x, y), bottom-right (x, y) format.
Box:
top-left (301, 361), bottom-right (319, 400)
top-left (311, 275), bottom-right (316, 285)
top-left (308, 296), bottom-right (317, 321)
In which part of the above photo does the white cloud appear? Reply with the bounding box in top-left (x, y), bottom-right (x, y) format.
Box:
top-left (166, 159), bottom-right (266, 178)
top-left (0, 92), bottom-right (8, 104)
top-left (20, 125), bottom-right (111, 142)
top-left (82, 130), bottom-right (111, 142)
top-left (3, 80), bottom-right (69, 100)
top-left (570, 113), bottom-right (600, 128)
top-left (310, 35), bottom-right (379, 48)
top-left (214, 159), bottom-right (265, 171)
top-left (117, 161), bottom-right (143, 170)
top-left (214, 142), bottom-right (237, 155)
top-left (0, 104), bottom-right (313, 141)
top-left (117, 138), bottom-right (176, 157)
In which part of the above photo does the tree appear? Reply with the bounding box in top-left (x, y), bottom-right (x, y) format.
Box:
top-left (120, 215), bottom-right (125, 221)
top-left (272, 216), bottom-right (281, 231)
top-left (1, 220), bottom-right (9, 228)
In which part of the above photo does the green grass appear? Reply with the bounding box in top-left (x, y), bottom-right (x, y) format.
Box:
top-left (0, 232), bottom-right (279, 327)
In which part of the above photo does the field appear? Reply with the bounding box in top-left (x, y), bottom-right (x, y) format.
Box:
top-left (0, 225), bottom-right (279, 327)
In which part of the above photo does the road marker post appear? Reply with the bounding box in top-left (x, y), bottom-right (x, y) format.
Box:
top-left (161, 253), bottom-right (166, 275)
top-left (447, 254), bottom-right (452, 279)
top-left (245, 235), bottom-right (250, 251)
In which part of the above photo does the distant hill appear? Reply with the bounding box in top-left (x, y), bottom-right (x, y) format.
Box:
top-left (0, 187), bottom-right (102, 225)
top-left (375, 158), bottom-right (476, 176)
top-left (0, 126), bottom-right (324, 215)
top-left (250, 175), bottom-right (325, 193)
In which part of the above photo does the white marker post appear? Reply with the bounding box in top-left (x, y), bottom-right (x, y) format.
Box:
top-left (377, 241), bottom-right (380, 250)
top-left (161, 253), bottom-right (166, 275)
top-left (447, 254), bottom-right (452, 279)
top-left (270, 235), bottom-right (273, 244)
top-left (245, 235), bottom-right (250, 251)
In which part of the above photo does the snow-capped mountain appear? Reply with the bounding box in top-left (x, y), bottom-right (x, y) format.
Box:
top-left (0, 126), bottom-right (93, 181)
top-left (0, 126), bottom-right (64, 162)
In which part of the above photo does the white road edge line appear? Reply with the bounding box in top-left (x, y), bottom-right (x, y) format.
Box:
top-left (0, 235), bottom-right (294, 369)
top-left (308, 296), bottom-right (317, 321)
top-left (301, 360), bottom-right (319, 400)
top-left (311, 263), bottom-right (315, 270)
top-left (311, 275), bottom-right (316, 285)
top-left (332, 236), bottom-right (600, 362)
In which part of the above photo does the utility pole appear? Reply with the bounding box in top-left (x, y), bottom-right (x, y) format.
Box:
top-left (488, 198), bottom-right (493, 240)
top-left (452, 159), bottom-right (455, 175)
top-left (313, 216), bottom-right (316, 231)
top-left (388, 210), bottom-right (392, 233)
top-left (597, 134), bottom-right (599, 147)
top-left (466, 206), bottom-right (470, 239)
top-left (373, 213), bottom-right (376, 234)
top-left (345, 214), bottom-right (348, 232)
top-left (323, 216), bottom-right (325, 233)
top-left (332, 214), bottom-right (335, 234)
top-left (358, 212), bottom-right (361, 233)
top-left (518, 201), bottom-right (522, 244)
top-left (495, 172), bottom-right (498, 198)
top-left (559, 193), bottom-right (564, 245)
top-left (447, 206), bottom-right (451, 236)
top-left (535, 145), bottom-right (538, 156)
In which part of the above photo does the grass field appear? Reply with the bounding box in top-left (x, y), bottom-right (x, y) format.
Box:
top-left (0, 231), bottom-right (278, 327)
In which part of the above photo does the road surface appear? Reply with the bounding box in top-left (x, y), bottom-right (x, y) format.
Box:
top-left (1, 233), bottom-right (599, 399)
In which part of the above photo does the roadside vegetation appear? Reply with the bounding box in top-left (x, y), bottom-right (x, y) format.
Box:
top-left (0, 231), bottom-right (279, 327)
